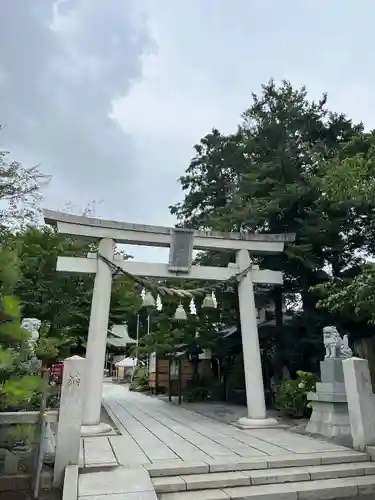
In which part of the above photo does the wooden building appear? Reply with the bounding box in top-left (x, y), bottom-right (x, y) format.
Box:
top-left (148, 350), bottom-right (213, 395)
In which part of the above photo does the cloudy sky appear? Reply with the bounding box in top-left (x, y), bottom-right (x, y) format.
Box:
top-left (1, 0), bottom-right (374, 261)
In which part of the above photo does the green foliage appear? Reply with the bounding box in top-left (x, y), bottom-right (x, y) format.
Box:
top-left (184, 384), bottom-right (210, 402)
top-left (0, 236), bottom-right (19, 296)
top-left (275, 371), bottom-right (317, 418)
top-left (315, 266), bottom-right (375, 325)
top-left (133, 287), bottom-right (233, 364)
top-left (169, 79), bottom-right (371, 367)
top-left (0, 137), bottom-right (65, 412)
top-left (34, 336), bottom-right (60, 363)
top-left (129, 366), bottom-right (148, 392)
top-left (0, 296), bottom-right (49, 411)
top-left (13, 226), bottom-right (94, 347)
top-left (109, 276), bottom-right (142, 328)
top-left (46, 386), bottom-right (61, 410)
top-left (6, 225), bottom-right (140, 357)
top-left (0, 224), bottom-right (48, 412)
top-left (314, 133), bottom-right (375, 328)
top-left (6, 424), bottom-right (35, 450)
top-left (320, 132), bottom-right (375, 207)
top-left (1, 423), bottom-right (36, 452)
top-left (0, 297), bottom-right (31, 388)
top-left (0, 296), bottom-right (29, 348)
top-left (183, 379), bottom-right (226, 402)
top-left (0, 376), bottom-right (46, 412)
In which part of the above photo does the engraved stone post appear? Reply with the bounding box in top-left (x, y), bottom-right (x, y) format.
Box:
top-left (53, 356), bottom-right (86, 488)
top-left (343, 357), bottom-right (375, 451)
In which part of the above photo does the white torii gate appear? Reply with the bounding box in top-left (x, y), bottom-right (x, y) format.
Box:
top-left (44, 209), bottom-right (294, 434)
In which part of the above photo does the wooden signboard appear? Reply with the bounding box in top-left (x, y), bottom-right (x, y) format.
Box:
top-left (168, 228), bottom-right (194, 273)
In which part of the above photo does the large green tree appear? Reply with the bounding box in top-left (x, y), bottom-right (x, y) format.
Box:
top-left (6, 225), bottom-right (140, 357)
top-left (315, 132), bottom-right (375, 333)
top-left (170, 80), bottom-right (367, 372)
top-left (0, 231), bottom-right (47, 410)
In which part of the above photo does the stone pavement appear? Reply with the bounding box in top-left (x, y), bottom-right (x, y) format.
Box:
top-left (100, 382), bottom-right (350, 466)
top-left (163, 398), bottom-right (304, 428)
top-left (74, 382), bottom-right (375, 499)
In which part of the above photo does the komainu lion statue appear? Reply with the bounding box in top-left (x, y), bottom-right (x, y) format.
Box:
top-left (323, 325), bottom-right (352, 359)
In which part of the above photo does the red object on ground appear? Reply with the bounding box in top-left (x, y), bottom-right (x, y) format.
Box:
top-left (50, 363), bottom-right (64, 382)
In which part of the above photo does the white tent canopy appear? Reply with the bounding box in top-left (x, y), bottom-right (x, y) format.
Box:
top-left (115, 357), bottom-right (137, 368)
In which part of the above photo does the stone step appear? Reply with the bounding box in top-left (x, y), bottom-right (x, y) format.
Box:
top-left (152, 461), bottom-right (375, 494)
top-left (146, 451), bottom-right (369, 478)
top-left (158, 474), bottom-right (375, 499)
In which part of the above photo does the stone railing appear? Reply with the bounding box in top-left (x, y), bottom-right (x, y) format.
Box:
top-left (0, 410), bottom-right (57, 475)
top-left (0, 355), bottom-right (86, 494)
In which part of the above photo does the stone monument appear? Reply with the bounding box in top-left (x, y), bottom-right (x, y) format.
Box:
top-left (343, 356), bottom-right (375, 451)
top-left (306, 325), bottom-right (353, 443)
top-left (53, 356), bottom-right (86, 487)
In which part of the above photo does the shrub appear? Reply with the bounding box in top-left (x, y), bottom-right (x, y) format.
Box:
top-left (184, 385), bottom-right (209, 402)
top-left (0, 375), bottom-right (47, 411)
top-left (183, 378), bottom-right (226, 402)
top-left (0, 296), bottom-right (54, 412)
top-left (275, 370), bottom-right (317, 418)
top-left (208, 380), bottom-right (226, 401)
top-left (6, 424), bottom-right (35, 450)
top-left (129, 366), bottom-right (149, 392)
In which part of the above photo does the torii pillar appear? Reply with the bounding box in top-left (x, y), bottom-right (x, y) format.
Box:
top-left (83, 238), bottom-right (114, 433)
top-left (44, 210), bottom-right (295, 433)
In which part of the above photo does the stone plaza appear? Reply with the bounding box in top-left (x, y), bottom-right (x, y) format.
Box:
top-left (59, 359), bottom-right (375, 499)
top-left (72, 381), bottom-right (375, 499)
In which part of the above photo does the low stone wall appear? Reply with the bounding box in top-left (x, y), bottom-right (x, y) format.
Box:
top-left (0, 471), bottom-right (52, 496)
top-left (0, 411), bottom-right (57, 484)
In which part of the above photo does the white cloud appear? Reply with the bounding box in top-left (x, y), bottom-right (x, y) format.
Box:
top-left (3, 0), bottom-right (375, 263)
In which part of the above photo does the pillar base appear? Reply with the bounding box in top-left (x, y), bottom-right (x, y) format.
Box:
top-left (236, 416), bottom-right (283, 429)
top-left (81, 422), bottom-right (113, 436)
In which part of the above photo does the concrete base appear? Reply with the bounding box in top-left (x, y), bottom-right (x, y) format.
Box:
top-left (307, 372), bottom-right (352, 443)
top-left (306, 399), bottom-right (351, 440)
top-left (306, 368), bottom-right (352, 444)
top-left (306, 358), bottom-right (352, 443)
top-left (81, 422), bottom-right (113, 436)
top-left (236, 416), bottom-right (282, 429)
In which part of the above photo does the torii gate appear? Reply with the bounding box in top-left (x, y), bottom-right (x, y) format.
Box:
top-left (44, 209), bottom-right (294, 434)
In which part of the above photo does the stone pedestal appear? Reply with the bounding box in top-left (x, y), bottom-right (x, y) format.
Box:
top-left (306, 358), bottom-right (351, 442)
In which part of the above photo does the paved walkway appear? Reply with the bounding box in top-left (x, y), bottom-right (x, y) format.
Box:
top-left (77, 382), bottom-right (368, 499)
top-left (82, 382), bottom-right (353, 469)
